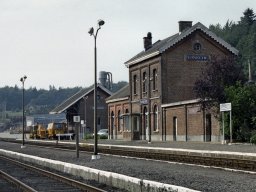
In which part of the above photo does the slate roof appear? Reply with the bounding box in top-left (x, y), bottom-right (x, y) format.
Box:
top-left (50, 84), bottom-right (112, 114)
top-left (106, 84), bottom-right (130, 103)
top-left (125, 22), bottom-right (239, 67)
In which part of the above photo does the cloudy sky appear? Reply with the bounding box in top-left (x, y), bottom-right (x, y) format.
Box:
top-left (0, 0), bottom-right (255, 89)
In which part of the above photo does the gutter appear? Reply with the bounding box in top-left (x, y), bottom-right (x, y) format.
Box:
top-left (125, 51), bottom-right (159, 67)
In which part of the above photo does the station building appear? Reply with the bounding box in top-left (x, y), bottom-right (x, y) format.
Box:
top-left (107, 21), bottom-right (238, 142)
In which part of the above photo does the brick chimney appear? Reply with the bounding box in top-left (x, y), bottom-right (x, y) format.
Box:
top-left (143, 32), bottom-right (152, 51)
top-left (179, 21), bottom-right (192, 32)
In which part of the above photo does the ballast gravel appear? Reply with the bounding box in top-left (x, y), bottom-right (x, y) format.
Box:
top-left (0, 141), bottom-right (256, 192)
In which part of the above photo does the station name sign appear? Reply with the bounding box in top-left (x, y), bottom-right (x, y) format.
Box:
top-left (186, 55), bottom-right (209, 61)
top-left (220, 103), bottom-right (231, 112)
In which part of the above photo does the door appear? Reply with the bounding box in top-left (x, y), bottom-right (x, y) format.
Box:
top-left (173, 117), bottom-right (177, 141)
top-left (143, 107), bottom-right (148, 140)
top-left (206, 114), bottom-right (212, 141)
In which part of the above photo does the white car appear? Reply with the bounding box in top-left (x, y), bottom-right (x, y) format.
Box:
top-left (92, 129), bottom-right (108, 137)
top-left (97, 129), bottom-right (108, 136)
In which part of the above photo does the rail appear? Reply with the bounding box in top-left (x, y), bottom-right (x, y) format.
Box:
top-left (0, 155), bottom-right (107, 192)
top-left (0, 169), bottom-right (37, 192)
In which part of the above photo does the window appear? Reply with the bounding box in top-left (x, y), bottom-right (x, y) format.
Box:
top-left (133, 75), bottom-right (137, 95)
top-left (143, 107), bottom-right (148, 131)
top-left (124, 109), bottom-right (130, 131)
top-left (111, 111), bottom-right (114, 132)
top-left (193, 42), bottom-right (201, 51)
top-left (153, 105), bottom-right (158, 131)
top-left (133, 116), bottom-right (139, 131)
top-left (97, 117), bottom-right (101, 125)
top-left (97, 94), bottom-right (100, 103)
top-left (152, 69), bottom-right (157, 90)
top-left (117, 110), bottom-right (121, 131)
top-left (142, 72), bottom-right (147, 93)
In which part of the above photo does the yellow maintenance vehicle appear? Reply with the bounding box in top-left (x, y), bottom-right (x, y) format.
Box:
top-left (37, 124), bottom-right (47, 139)
top-left (47, 122), bottom-right (68, 139)
top-left (29, 124), bottom-right (46, 139)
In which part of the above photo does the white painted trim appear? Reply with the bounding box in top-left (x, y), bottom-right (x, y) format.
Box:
top-left (106, 97), bottom-right (129, 104)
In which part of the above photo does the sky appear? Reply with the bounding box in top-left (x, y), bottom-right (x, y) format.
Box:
top-left (0, 0), bottom-right (256, 90)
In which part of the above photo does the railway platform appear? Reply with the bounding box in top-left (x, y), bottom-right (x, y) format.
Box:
top-left (83, 139), bottom-right (256, 154)
top-left (21, 138), bottom-right (256, 171)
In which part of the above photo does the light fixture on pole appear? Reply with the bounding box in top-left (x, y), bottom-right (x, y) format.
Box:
top-left (88, 19), bottom-right (105, 160)
top-left (20, 75), bottom-right (27, 149)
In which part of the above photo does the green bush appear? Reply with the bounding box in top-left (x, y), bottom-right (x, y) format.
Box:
top-left (250, 133), bottom-right (256, 145)
top-left (84, 134), bottom-right (108, 140)
top-left (84, 134), bottom-right (93, 139)
top-left (99, 135), bottom-right (108, 139)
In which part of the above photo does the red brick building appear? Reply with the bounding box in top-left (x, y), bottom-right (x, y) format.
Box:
top-left (107, 21), bottom-right (238, 142)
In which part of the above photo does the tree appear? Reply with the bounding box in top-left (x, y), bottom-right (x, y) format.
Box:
top-left (225, 82), bottom-right (256, 141)
top-left (209, 8), bottom-right (256, 80)
top-left (240, 8), bottom-right (255, 26)
top-left (194, 56), bottom-right (244, 113)
top-left (111, 81), bottom-right (128, 92)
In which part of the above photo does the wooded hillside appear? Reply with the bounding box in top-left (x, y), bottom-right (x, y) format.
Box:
top-left (209, 8), bottom-right (256, 78)
top-left (0, 81), bottom-right (128, 131)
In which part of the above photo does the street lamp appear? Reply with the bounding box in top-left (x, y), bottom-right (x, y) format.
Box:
top-left (89, 19), bottom-right (105, 160)
top-left (20, 75), bottom-right (27, 148)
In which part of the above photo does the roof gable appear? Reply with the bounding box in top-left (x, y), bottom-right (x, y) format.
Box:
top-left (50, 84), bottom-right (112, 114)
top-left (106, 84), bottom-right (130, 103)
top-left (125, 22), bottom-right (238, 67)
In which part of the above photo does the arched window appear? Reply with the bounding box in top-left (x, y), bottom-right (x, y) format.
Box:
top-left (117, 110), bottom-right (121, 131)
top-left (133, 75), bottom-right (137, 95)
top-left (193, 42), bottom-right (201, 51)
top-left (111, 111), bottom-right (114, 134)
top-left (142, 72), bottom-right (147, 93)
top-left (153, 69), bottom-right (157, 90)
top-left (153, 105), bottom-right (158, 131)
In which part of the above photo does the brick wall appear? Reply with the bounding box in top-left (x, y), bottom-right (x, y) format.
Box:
top-left (108, 99), bottom-right (129, 139)
top-left (162, 31), bottom-right (232, 104)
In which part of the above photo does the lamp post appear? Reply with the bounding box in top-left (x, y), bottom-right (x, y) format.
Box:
top-left (88, 19), bottom-right (105, 160)
top-left (20, 75), bottom-right (27, 148)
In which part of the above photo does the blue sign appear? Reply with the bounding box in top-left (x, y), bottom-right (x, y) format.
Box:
top-left (140, 98), bottom-right (148, 105)
top-left (186, 55), bottom-right (209, 61)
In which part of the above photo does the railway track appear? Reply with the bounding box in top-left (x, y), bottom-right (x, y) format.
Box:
top-left (0, 170), bottom-right (23, 192)
top-left (0, 155), bottom-right (107, 192)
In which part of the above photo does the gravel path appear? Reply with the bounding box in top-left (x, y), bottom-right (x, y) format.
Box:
top-left (0, 141), bottom-right (256, 192)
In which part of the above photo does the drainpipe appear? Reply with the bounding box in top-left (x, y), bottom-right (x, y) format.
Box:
top-left (148, 67), bottom-right (151, 143)
top-left (203, 105), bottom-right (206, 142)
